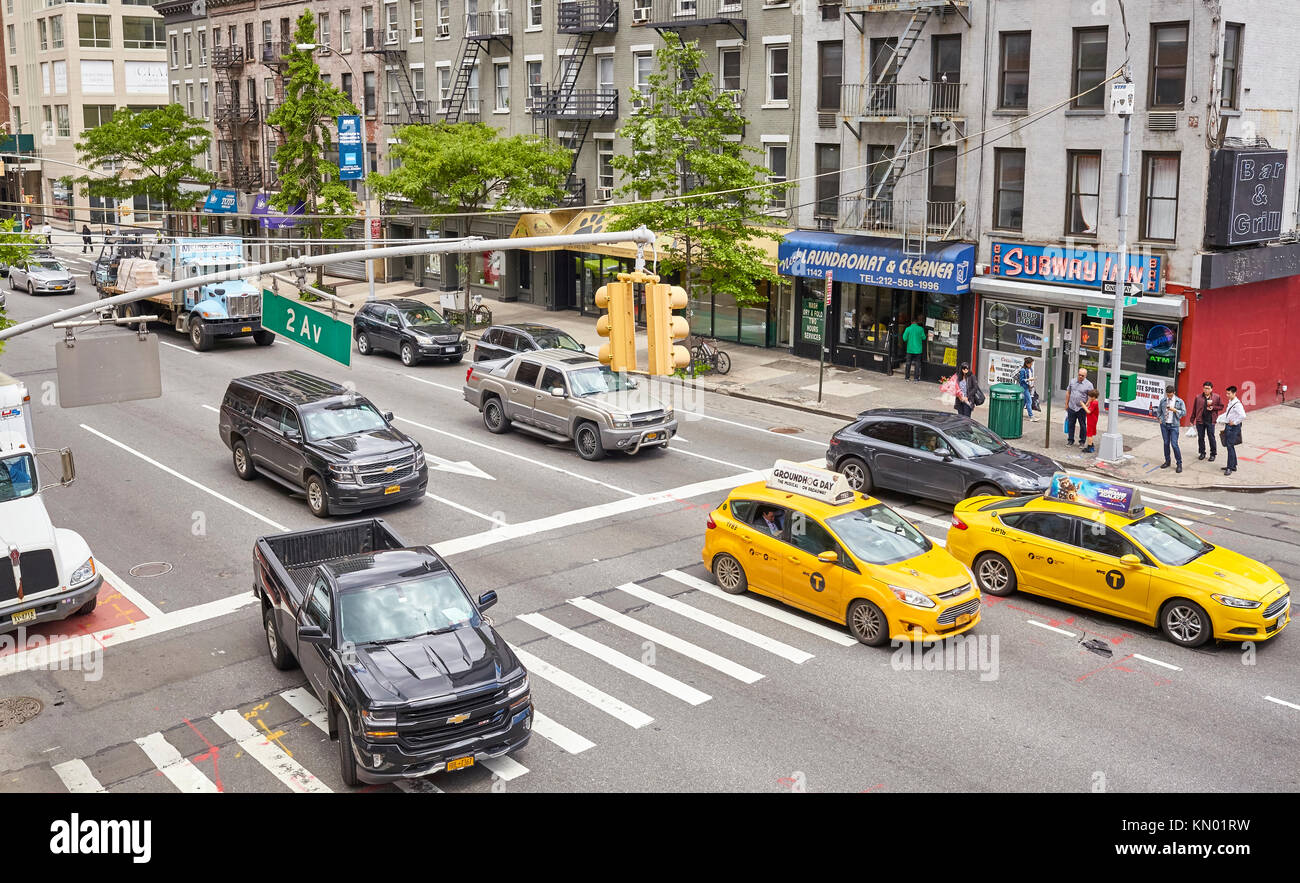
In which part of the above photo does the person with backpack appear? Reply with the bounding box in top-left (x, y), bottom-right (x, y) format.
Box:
top-left (1016, 357), bottom-right (1037, 421)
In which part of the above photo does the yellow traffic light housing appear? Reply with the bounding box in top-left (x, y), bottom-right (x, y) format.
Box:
top-left (1079, 323), bottom-right (1107, 351)
top-left (645, 282), bottom-right (690, 375)
top-left (595, 280), bottom-right (637, 372)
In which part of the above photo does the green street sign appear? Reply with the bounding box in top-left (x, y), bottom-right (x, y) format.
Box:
top-left (261, 289), bottom-right (352, 366)
top-left (1124, 296), bottom-right (1140, 306)
top-left (1086, 306), bottom-right (1114, 319)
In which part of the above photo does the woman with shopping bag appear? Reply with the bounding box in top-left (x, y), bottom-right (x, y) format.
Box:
top-left (951, 362), bottom-right (982, 417)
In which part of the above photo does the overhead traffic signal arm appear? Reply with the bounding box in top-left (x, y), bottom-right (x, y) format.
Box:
top-left (645, 282), bottom-right (690, 376)
top-left (595, 280), bottom-right (637, 372)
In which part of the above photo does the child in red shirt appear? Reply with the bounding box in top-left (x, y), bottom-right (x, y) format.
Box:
top-left (1082, 389), bottom-right (1101, 454)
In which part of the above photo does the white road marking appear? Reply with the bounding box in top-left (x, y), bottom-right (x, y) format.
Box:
top-left (1142, 489), bottom-right (1236, 511)
top-left (508, 643), bottom-right (653, 728)
top-left (1139, 497), bottom-right (1214, 516)
top-left (1026, 620), bottom-right (1078, 637)
top-left (1131, 653), bottom-right (1182, 672)
top-left (403, 373), bottom-right (465, 394)
top-left (530, 712), bottom-right (595, 754)
top-left (660, 569), bottom-right (857, 646)
top-left (669, 446), bottom-right (760, 471)
top-left (80, 424), bottom-right (290, 532)
top-left (480, 755), bottom-right (529, 781)
top-left (518, 612), bottom-right (711, 705)
top-left (673, 436), bottom-right (690, 443)
top-left (52, 759), bottom-right (106, 793)
top-left (424, 491), bottom-right (507, 525)
top-left (97, 562), bottom-right (164, 619)
top-left (425, 453), bottom-right (494, 480)
top-left (211, 709), bottom-right (332, 794)
top-left (202, 404), bottom-right (220, 413)
top-left (134, 732), bottom-right (219, 793)
top-left (160, 341), bottom-right (199, 355)
top-left (568, 596), bottom-right (763, 684)
top-left (896, 506), bottom-right (955, 530)
top-left (614, 582), bottom-right (812, 664)
top-left (279, 688), bottom-right (330, 732)
top-left (1264, 695), bottom-right (1300, 711)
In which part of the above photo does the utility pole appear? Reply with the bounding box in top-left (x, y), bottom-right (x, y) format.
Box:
top-left (1099, 68), bottom-right (1135, 464)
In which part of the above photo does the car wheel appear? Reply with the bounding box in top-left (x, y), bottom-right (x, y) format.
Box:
top-left (189, 317), bottom-right (212, 351)
top-left (973, 552), bottom-right (1017, 597)
top-left (969, 483), bottom-right (1002, 499)
top-left (482, 397), bottom-right (509, 434)
top-left (712, 553), bottom-right (748, 595)
top-left (73, 593), bottom-right (98, 617)
top-left (1160, 599), bottom-right (1212, 648)
top-left (27, 282), bottom-right (36, 297)
top-left (306, 474), bottom-right (330, 518)
top-left (356, 332), bottom-right (372, 355)
top-left (336, 707), bottom-right (360, 787)
top-left (838, 456), bottom-right (873, 493)
top-left (400, 342), bottom-right (418, 367)
top-left (264, 606), bottom-right (296, 671)
top-left (7, 274), bottom-right (14, 291)
top-left (252, 330), bottom-right (275, 346)
top-left (847, 599), bottom-right (890, 646)
top-left (575, 422), bottom-right (606, 461)
top-left (232, 439), bottom-right (257, 480)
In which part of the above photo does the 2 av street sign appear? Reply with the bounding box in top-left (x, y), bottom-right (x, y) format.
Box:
top-left (261, 289), bottom-right (352, 367)
top-left (1087, 306), bottom-right (1113, 319)
top-left (1100, 280), bottom-right (1143, 296)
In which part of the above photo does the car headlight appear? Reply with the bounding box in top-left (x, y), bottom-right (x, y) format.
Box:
top-left (1009, 474), bottom-right (1040, 488)
top-left (70, 557), bottom-right (96, 586)
top-left (664, 409), bottom-right (674, 422)
top-left (457, 332), bottom-right (467, 344)
top-left (888, 584), bottom-right (936, 608)
top-left (411, 442), bottom-right (424, 459)
top-left (1212, 593), bottom-right (1262, 609)
top-left (360, 707), bottom-right (398, 738)
top-left (329, 463), bottom-right (359, 483)
top-left (611, 416), bottom-right (631, 428)
top-left (506, 673), bottom-right (529, 699)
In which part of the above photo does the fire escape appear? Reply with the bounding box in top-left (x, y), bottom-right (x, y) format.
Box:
top-left (365, 27), bottom-right (430, 125)
top-left (443, 5), bottom-right (513, 124)
top-left (530, 0), bottom-right (618, 207)
top-left (211, 45), bottom-right (263, 192)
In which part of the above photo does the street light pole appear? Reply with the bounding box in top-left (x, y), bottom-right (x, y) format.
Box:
top-left (1099, 68), bottom-right (1135, 463)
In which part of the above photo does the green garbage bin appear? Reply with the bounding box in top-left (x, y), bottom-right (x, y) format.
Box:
top-left (988, 383), bottom-right (1026, 440)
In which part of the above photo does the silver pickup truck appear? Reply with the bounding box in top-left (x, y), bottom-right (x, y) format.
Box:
top-left (463, 350), bottom-right (678, 460)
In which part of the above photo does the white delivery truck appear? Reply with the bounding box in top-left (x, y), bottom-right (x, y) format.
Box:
top-left (0, 373), bottom-right (100, 632)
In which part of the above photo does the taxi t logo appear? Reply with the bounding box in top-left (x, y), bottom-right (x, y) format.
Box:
top-left (809, 572), bottom-right (826, 593)
top-left (1099, 569), bottom-right (1125, 590)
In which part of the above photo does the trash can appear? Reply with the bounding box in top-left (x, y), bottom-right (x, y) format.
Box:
top-left (988, 383), bottom-right (1026, 440)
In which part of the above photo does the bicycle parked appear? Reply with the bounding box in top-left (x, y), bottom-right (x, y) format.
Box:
top-left (688, 334), bottom-right (731, 375)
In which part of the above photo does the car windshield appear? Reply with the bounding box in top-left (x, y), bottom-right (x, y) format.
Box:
top-left (338, 573), bottom-right (480, 644)
top-left (301, 401), bottom-right (388, 441)
top-left (35, 261), bottom-right (64, 272)
top-left (944, 421), bottom-right (1009, 457)
top-left (0, 454), bottom-right (36, 503)
top-left (531, 330), bottom-right (585, 351)
top-left (568, 365), bottom-right (637, 396)
top-left (1125, 511), bottom-right (1213, 566)
top-left (401, 306), bottom-right (444, 326)
top-left (826, 504), bottom-right (931, 565)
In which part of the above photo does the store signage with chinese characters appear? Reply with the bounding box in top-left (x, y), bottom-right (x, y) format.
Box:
top-left (990, 242), bottom-right (1162, 293)
top-left (1204, 147), bottom-right (1288, 247)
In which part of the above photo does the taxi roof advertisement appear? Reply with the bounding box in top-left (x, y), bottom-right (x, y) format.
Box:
top-left (1047, 473), bottom-right (1142, 515)
top-left (767, 460), bottom-right (856, 506)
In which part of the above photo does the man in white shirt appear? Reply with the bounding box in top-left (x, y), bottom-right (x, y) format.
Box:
top-left (1155, 384), bottom-right (1186, 473)
top-left (40, 221), bottom-right (52, 246)
top-left (1220, 385), bottom-right (1246, 476)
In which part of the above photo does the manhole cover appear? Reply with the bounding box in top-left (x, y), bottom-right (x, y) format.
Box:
top-left (0, 696), bottom-right (43, 729)
top-left (768, 427), bottom-right (804, 434)
top-left (129, 562), bottom-right (173, 578)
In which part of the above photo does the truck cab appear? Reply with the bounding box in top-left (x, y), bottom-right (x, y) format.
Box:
top-left (168, 238), bottom-right (273, 351)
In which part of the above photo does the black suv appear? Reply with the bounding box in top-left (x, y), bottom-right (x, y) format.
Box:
top-left (472, 323), bottom-right (588, 362)
top-left (220, 371), bottom-right (428, 518)
top-left (353, 298), bottom-right (467, 366)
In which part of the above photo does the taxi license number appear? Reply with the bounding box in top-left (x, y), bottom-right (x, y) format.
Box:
top-left (11, 608), bottom-right (37, 626)
top-left (384, 484), bottom-right (401, 495)
top-left (447, 756), bottom-right (474, 771)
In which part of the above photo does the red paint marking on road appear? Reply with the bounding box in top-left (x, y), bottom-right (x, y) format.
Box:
top-left (1076, 652), bottom-right (1137, 684)
top-left (860, 784), bottom-right (885, 792)
top-left (184, 717), bottom-right (225, 793)
top-left (0, 579), bottom-right (148, 658)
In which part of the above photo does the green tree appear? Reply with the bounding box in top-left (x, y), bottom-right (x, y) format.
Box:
top-left (607, 34), bottom-right (786, 309)
top-left (0, 218), bottom-right (45, 352)
top-left (265, 9), bottom-right (359, 285)
top-left (74, 104), bottom-right (215, 233)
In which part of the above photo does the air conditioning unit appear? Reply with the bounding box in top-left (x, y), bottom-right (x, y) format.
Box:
top-left (437, 23), bottom-right (450, 37)
top-left (1148, 111), bottom-right (1178, 132)
top-left (632, 6), bottom-right (651, 23)
top-left (596, 187), bottom-right (613, 201)
top-left (318, 45), bottom-right (332, 55)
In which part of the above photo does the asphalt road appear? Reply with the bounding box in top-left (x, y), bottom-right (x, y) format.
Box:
top-left (1, 252), bottom-right (1297, 794)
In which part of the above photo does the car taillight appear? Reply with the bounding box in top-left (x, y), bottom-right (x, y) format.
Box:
top-left (466, 367), bottom-right (474, 383)
top-left (829, 437), bottom-right (841, 446)
top-left (706, 515), bottom-right (716, 529)
top-left (951, 515), bottom-right (968, 530)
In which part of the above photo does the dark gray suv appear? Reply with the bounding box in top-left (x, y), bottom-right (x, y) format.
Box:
top-left (825, 409), bottom-right (1061, 504)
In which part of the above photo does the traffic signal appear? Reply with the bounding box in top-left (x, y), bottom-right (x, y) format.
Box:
top-left (1079, 323), bottom-right (1107, 350)
top-left (645, 282), bottom-right (690, 375)
top-left (595, 280), bottom-right (637, 372)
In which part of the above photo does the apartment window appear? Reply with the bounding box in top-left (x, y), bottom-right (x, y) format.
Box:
top-left (340, 10), bottom-right (352, 51)
top-left (992, 148), bottom-right (1024, 231)
top-left (597, 54), bottom-right (613, 94)
top-left (817, 41), bottom-right (842, 111)
top-left (363, 7), bottom-right (375, 48)
top-left (83, 104), bottom-right (113, 128)
top-left (467, 64), bottom-right (479, 107)
top-left (1071, 28), bottom-right (1107, 109)
top-left (1221, 23), bottom-right (1242, 109)
top-left (528, 0), bottom-right (541, 27)
top-left (438, 66), bottom-right (451, 112)
top-left (320, 13), bottom-right (331, 48)
top-left (384, 2), bottom-right (398, 42)
top-left (412, 66), bottom-right (426, 107)
top-left (186, 83), bottom-right (195, 116)
top-left (42, 106), bottom-right (52, 138)
top-left (249, 139), bottom-right (259, 167)
top-left (197, 29), bottom-right (207, 65)
top-left (41, 62), bottom-right (49, 95)
top-left (494, 62), bottom-right (509, 110)
top-left (928, 146), bottom-right (957, 210)
top-left (261, 21), bottom-right (271, 55)
top-left (1150, 23), bottom-right (1188, 108)
top-left (39, 19), bottom-right (48, 51)
top-left (597, 141), bottom-right (614, 194)
top-left (998, 32), bottom-right (1029, 109)
top-left (124, 19), bottom-right (165, 50)
top-left (767, 45), bottom-right (789, 104)
top-left (412, 1), bottom-right (424, 38)
top-left (184, 32), bottom-right (193, 66)
top-left (526, 60), bottom-right (542, 108)
top-left (217, 141), bottom-right (229, 172)
top-left (7, 25), bottom-right (14, 54)
top-left (367, 143), bottom-right (378, 173)
top-left (386, 67), bottom-right (400, 116)
top-left (201, 82), bottom-right (210, 118)
top-left (341, 72), bottom-right (354, 102)
top-left (8, 66), bottom-right (16, 94)
top-left (172, 83), bottom-right (181, 105)
top-left (1066, 150), bottom-right (1101, 236)
top-left (51, 16), bottom-right (63, 49)
top-left (79, 15), bottom-right (110, 48)
top-left (1141, 152), bottom-right (1180, 241)
top-left (634, 52), bottom-right (652, 104)
top-left (766, 144), bottom-right (787, 210)
top-left (815, 144), bottom-right (839, 218)
top-left (867, 144), bottom-right (895, 209)
top-left (55, 104), bottom-right (69, 137)
top-left (213, 28), bottom-right (221, 48)
top-left (363, 70), bottom-right (377, 115)
top-left (719, 48), bottom-right (741, 93)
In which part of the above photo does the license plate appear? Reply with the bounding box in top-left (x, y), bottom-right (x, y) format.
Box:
top-left (52, 286), bottom-right (64, 290)
top-left (241, 326), bottom-right (252, 332)
top-left (10, 608), bottom-right (36, 625)
top-left (384, 484), bottom-right (400, 495)
top-left (447, 756), bottom-right (474, 772)
top-left (644, 432), bottom-right (660, 441)
top-left (445, 347), bottom-right (457, 353)
top-left (955, 613), bottom-right (973, 626)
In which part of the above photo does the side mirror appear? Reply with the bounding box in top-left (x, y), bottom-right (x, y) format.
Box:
top-left (550, 387), bottom-right (565, 397)
top-left (383, 411), bottom-right (395, 423)
top-left (817, 550), bottom-right (839, 564)
top-left (284, 426), bottom-right (302, 442)
top-left (59, 447), bottom-right (76, 486)
top-left (1120, 554), bottom-right (1142, 567)
top-left (477, 590), bottom-right (498, 611)
top-left (935, 447), bottom-right (953, 461)
top-left (388, 317), bottom-right (400, 328)
top-left (298, 624), bottom-right (330, 645)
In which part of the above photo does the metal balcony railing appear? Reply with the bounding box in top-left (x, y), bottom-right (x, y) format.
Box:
top-left (261, 40), bottom-right (292, 66)
top-left (385, 99), bottom-right (432, 122)
top-left (212, 46), bottom-right (245, 69)
top-left (845, 0), bottom-right (969, 11)
top-left (637, 0), bottom-right (745, 27)
top-left (560, 177), bottom-right (587, 208)
top-left (840, 81), bottom-right (966, 119)
top-left (239, 104), bottom-right (260, 124)
top-left (234, 166), bottom-right (264, 191)
top-left (466, 10), bottom-right (512, 37)
top-left (531, 89), bottom-right (619, 119)
top-left (557, 0), bottom-right (619, 32)
top-left (439, 97), bottom-right (482, 117)
top-left (838, 194), bottom-right (965, 238)
top-left (363, 27), bottom-right (405, 52)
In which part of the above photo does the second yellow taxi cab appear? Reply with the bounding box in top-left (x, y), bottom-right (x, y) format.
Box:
top-left (702, 460), bottom-right (981, 646)
top-left (946, 472), bottom-right (1291, 648)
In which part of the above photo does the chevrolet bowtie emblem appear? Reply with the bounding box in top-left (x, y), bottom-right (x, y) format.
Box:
top-left (383, 466), bottom-right (396, 473)
top-left (447, 713), bottom-right (470, 724)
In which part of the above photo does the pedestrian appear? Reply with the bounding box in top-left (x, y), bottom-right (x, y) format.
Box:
top-left (40, 221), bottom-right (52, 246)
top-left (1189, 380), bottom-right (1224, 463)
top-left (901, 317), bottom-right (927, 381)
top-left (1082, 388), bottom-right (1101, 453)
top-left (954, 362), bottom-right (982, 418)
top-left (81, 223), bottom-right (92, 253)
top-left (1016, 357), bottom-right (1037, 421)
top-left (1156, 384), bottom-right (1186, 473)
top-left (1064, 367), bottom-right (1094, 447)
top-left (1218, 385), bottom-right (1246, 476)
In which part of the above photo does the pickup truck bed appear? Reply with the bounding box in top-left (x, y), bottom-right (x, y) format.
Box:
top-left (256, 519), bottom-right (406, 605)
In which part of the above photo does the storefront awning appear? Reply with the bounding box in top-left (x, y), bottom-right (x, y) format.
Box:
top-left (203, 189), bottom-right (239, 214)
top-left (972, 275), bottom-right (1188, 321)
top-left (777, 231), bottom-right (975, 295)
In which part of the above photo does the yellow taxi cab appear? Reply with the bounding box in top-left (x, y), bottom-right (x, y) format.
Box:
top-left (702, 460), bottom-right (981, 646)
top-left (946, 472), bottom-right (1291, 648)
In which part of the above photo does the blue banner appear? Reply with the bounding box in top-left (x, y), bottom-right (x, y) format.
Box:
top-left (203, 189), bottom-right (238, 214)
top-left (337, 115), bottom-right (363, 181)
top-left (990, 241), bottom-right (1163, 293)
top-left (778, 232), bottom-right (974, 295)
top-left (251, 193), bottom-right (305, 230)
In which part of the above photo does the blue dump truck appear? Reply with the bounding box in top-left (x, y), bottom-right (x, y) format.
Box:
top-left (95, 236), bottom-right (275, 351)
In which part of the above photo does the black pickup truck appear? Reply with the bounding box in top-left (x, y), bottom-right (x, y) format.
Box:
top-left (253, 518), bottom-right (532, 785)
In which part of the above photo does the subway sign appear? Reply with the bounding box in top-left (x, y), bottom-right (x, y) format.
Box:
top-left (990, 242), bottom-right (1163, 293)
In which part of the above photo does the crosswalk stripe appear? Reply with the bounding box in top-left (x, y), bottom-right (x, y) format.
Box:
top-left (134, 732), bottom-right (219, 793)
top-left (531, 712), bottom-right (595, 754)
top-left (280, 688), bottom-right (329, 733)
top-left (615, 582), bottom-right (813, 664)
top-left (481, 756), bottom-right (530, 781)
top-left (1138, 496), bottom-right (1213, 515)
top-left (52, 759), bottom-right (106, 793)
top-left (508, 644), bottom-right (654, 729)
top-left (211, 709), bottom-right (332, 794)
top-left (1143, 489), bottom-right (1235, 511)
top-left (568, 596), bottom-right (764, 684)
top-left (660, 570), bottom-right (857, 646)
top-left (518, 612), bottom-right (711, 705)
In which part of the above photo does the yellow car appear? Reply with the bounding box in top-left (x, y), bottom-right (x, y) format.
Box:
top-left (701, 461), bottom-right (981, 646)
top-left (946, 473), bottom-right (1291, 648)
